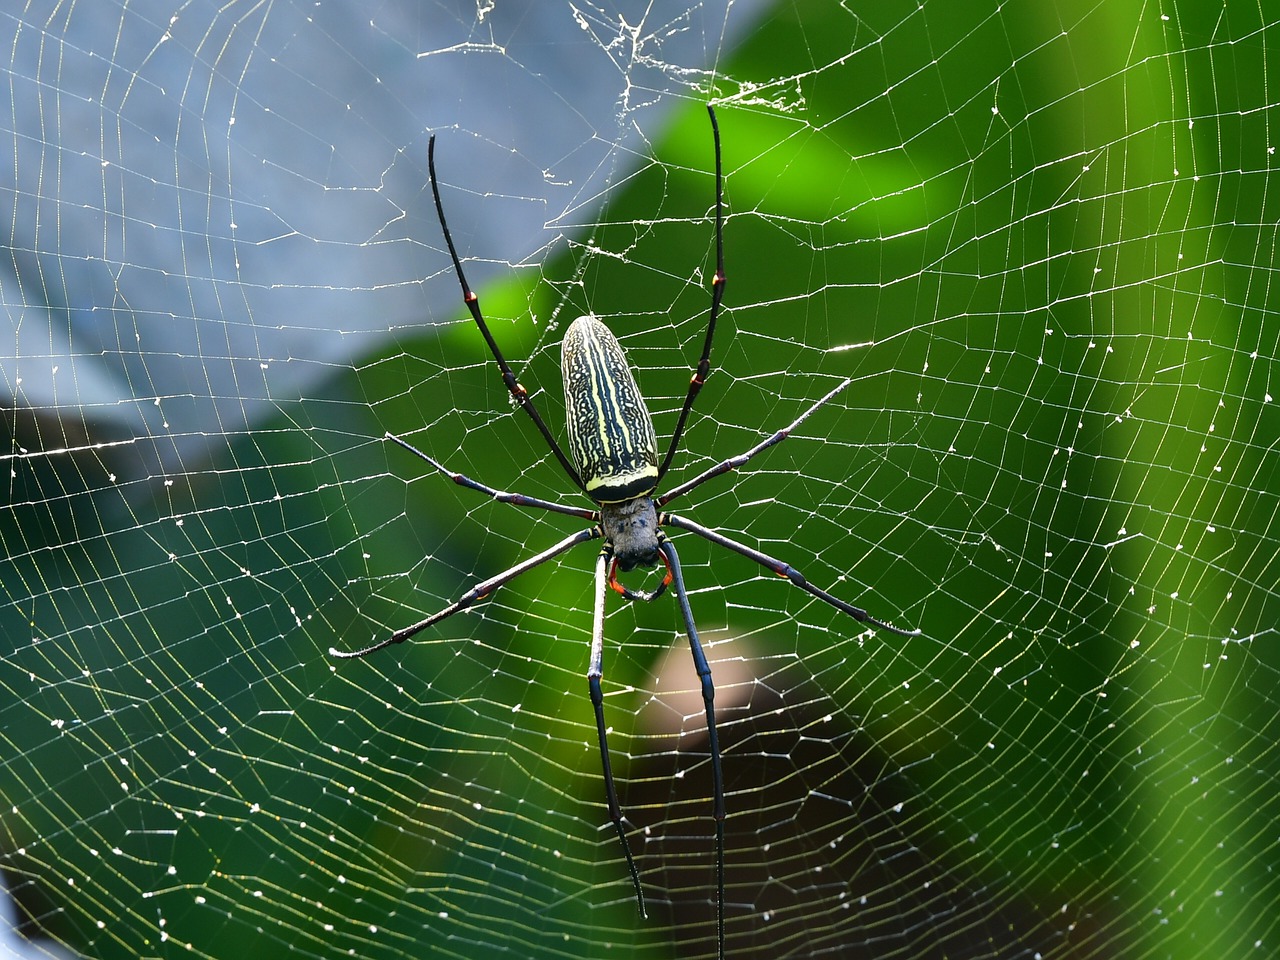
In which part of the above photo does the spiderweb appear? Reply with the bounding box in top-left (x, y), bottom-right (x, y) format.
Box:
top-left (2, 2), bottom-right (1277, 958)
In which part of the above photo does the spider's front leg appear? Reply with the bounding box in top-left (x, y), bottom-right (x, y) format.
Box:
top-left (660, 537), bottom-right (726, 960)
top-left (588, 544), bottom-right (647, 917)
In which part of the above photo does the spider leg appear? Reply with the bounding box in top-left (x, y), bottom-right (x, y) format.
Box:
top-left (661, 513), bottom-right (921, 638)
top-left (330, 527), bottom-right (601, 659)
top-left (428, 135), bottom-right (586, 492)
top-left (657, 104), bottom-right (726, 483)
top-left (658, 377), bottom-right (853, 508)
top-left (588, 545), bottom-right (647, 917)
top-left (386, 432), bottom-right (598, 522)
top-left (659, 537), bottom-right (725, 960)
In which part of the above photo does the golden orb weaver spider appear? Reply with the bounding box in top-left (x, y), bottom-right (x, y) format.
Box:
top-left (331, 105), bottom-right (919, 959)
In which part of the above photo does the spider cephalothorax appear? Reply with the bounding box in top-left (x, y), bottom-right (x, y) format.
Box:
top-left (599, 495), bottom-right (661, 572)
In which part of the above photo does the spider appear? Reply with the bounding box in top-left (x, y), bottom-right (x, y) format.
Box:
top-left (331, 105), bottom-right (919, 959)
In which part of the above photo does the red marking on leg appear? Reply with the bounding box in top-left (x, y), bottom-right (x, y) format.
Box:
top-left (609, 553), bottom-right (674, 601)
top-left (608, 559), bottom-right (628, 597)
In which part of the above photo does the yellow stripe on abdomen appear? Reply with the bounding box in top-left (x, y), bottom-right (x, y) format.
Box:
top-left (561, 316), bottom-right (659, 503)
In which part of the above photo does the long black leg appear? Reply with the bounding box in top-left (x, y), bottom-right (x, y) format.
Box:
top-left (659, 537), bottom-right (725, 960)
top-left (428, 135), bottom-right (586, 492)
top-left (386, 432), bottom-right (598, 522)
top-left (588, 546), bottom-right (646, 917)
top-left (657, 104), bottom-right (726, 483)
top-left (661, 513), bottom-right (920, 638)
top-left (659, 378), bottom-right (853, 507)
top-left (330, 527), bottom-right (601, 659)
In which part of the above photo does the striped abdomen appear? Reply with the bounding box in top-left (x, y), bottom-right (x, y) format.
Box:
top-left (561, 316), bottom-right (659, 503)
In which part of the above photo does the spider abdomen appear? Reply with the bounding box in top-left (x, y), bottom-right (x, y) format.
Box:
top-left (561, 315), bottom-right (659, 503)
